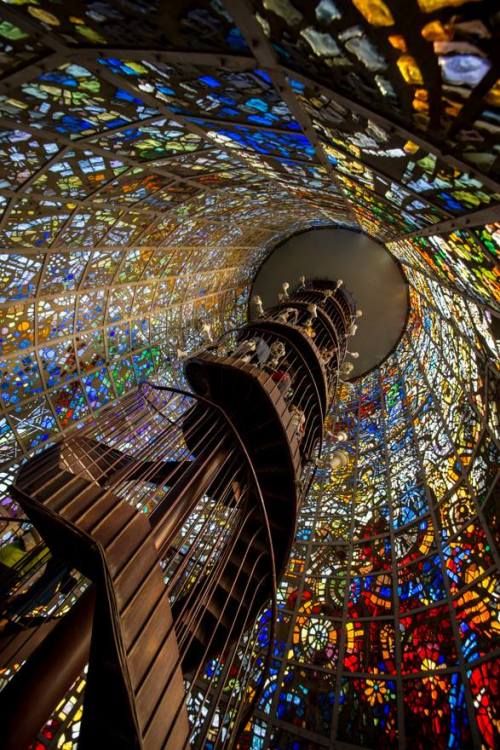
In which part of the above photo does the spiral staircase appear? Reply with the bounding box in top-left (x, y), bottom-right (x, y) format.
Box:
top-left (0, 279), bottom-right (356, 750)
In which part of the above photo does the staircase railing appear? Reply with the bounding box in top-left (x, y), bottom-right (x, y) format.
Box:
top-left (142, 383), bottom-right (278, 749)
top-left (1, 382), bottom-right (278, 750)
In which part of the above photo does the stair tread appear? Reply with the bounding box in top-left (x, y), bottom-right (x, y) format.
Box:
top-left (127, 588), bottom-right (173, 686)
top-left (135, 628), bottom-right (180, 725)
top-left (120, 565), bottom-right (166, 651)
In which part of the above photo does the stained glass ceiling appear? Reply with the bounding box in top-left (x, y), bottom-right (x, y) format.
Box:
top-left (0, 0), bottom-right (498, 465)
top-left (0, 5), bottom-right (498, 749)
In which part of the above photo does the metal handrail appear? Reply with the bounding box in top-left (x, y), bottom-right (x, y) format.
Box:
top-left (141, 381), bottom-right (278, 747)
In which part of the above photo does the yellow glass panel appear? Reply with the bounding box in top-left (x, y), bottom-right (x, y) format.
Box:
top-left (28, 6), bottom-right (60, 24)
top-left (388, 34), bottom-right (407, 52)
top-left (421, 20), bottom-right (451, 41)
top-left (75, 25), bottom-right (107, 43)
top-left (485, 79), bottom-right (500, 106)
top-left (397, 55), bottom-right (424, 85)
top-left (352, 0), bottom-right (394, 26)
top-left (417, 0), bottom-right (480, 11)
top-left (443, 98), bottom-right (463, 118)
top-left (413, 88), bottom-right (429, 112)
top-left (403, 140), bottom-right (420, 154)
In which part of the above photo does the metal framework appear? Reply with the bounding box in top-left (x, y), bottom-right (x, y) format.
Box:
top-left (0, 3), bottom-right (498, 749)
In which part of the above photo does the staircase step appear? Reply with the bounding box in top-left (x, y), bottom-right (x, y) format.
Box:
top-left (90, 498), bottom-right (137, 547)
top-left (120, 565), bottom-right (166, 651)
top-left (218, 568), bottom-right (253, 599)
top-left (225, 551), bottom-right (263, 579)
top-left (59, 483), bottom-right (108, 524)
top-left (13, 442), bottom-right (189, 750)
top-left (38, 474), bottom-right (91, 511)
top-left (114, 543), bottom-right (159, 614)
top-left (143, 672), bottom-right (190, 750)
top-left (127, 588), bottom-right (173, 687)
top-left (204, 587), bottom-right (235, 630)
top-left (236, 532), bottom-right (268, 557)
top-left (104, 513), bottom-right (149, 575)
top-left (135, 626), bottom-right (180, 727)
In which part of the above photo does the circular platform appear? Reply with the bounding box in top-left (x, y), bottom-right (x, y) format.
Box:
top-left (250, 227), bottom-right (409, 379)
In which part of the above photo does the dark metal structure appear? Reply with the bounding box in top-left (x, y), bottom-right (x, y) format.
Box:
top-left (0, 279), bottom-right (356, 749)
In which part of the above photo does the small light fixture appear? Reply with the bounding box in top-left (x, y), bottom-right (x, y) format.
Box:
top-left (340, 361), bottom-right (354, 376)
top-left (330, 449), bottom-right (349, 470)
top-left (252, 295), bottom-right (264, 316)
top-left (201, 322), bottom-right (213, 342)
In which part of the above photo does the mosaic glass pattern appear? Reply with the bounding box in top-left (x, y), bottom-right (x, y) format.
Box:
top-left (0, 2), bottom-right (498, 749)
top-left (240, 288), bottom-right (498, 750)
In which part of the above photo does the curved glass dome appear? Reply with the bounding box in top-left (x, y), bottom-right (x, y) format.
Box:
top-left (0, 2), bottom-right (498, 749)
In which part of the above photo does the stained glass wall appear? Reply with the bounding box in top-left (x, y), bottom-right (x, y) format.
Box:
top-left (0, 0), bottom-right (497, 473)
top-left (0, 1), bottom-right (498, 748)
top-left (239, 285), bottom-right (498, 750)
